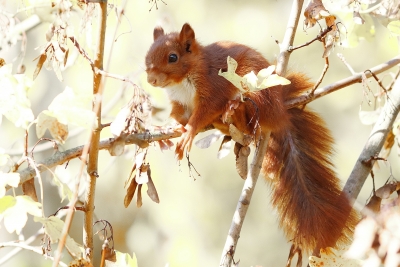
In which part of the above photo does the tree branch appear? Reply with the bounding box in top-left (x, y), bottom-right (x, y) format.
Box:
top-left (275, 0), bottom-right (305, 75)
top-left (285, 54), bottom-right (400, 109)
top-left (343, 77), bottom-right (400, 201)
top-left (219, 131), bottom-right (271, 267)
top-left (83, 1), bottom-right (108, 262)
top-left (13, 130), bottom-right (181, 190)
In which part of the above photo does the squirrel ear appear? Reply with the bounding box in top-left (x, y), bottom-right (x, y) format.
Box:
top-left (153, 26), bottom-right (165, 41)
top-left (179, 23), bottom-right (195, 51)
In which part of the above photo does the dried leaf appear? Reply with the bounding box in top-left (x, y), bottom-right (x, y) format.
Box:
top-left (364, 194), bottom-right (382, 214)
top-left (195, 130), bottom-right (224, 149)
top-left (124, 176), bottom-right (138, 208)
top-left (136, 184), bottom-right (143, 208)
top-left (103, 246), bottom-right (116, 262)
top-left (310, 247), bottom-right (362, 267)
top-left (136, 164), bottom-right (149, 184)
top-left (0, 58), bottom-right (5, 67)
top-left (22, 179), bottom-right (38, 202)
top-left (382, 130), bottom-right (395, 158)
top-left (146, 169), bottom-right (159, 203)
top-left (69, 258), bottom-right (93, 267)
top-left (125, 164), bottom-right (136, 188)
top-left (64, 47), bottom-right (69, 67)
top-left (36, 111), bottom-right (69, 143)
top-left (217, 136), bottom-right (232, 159)
top-left (109, 135), bottom-right (126, 156)
top-left (229, 124), bottom-right (252, 146)
top-left (235, 144), bottom-right (250, 180)
top-left (375, 182), bottom-right (399, 199)
top-left (33, 53), bottom-right (47, 80)
top-left (303, 0), bottom-right (330, 29)
top-left (322, 15), bottom-right (339, 58)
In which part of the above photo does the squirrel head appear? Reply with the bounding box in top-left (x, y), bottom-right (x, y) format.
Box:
top-left (145, 23), bottom-right (201, 88)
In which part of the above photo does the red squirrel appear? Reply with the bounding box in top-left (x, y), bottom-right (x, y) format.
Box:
top-left (145, 23), bottom-right (357, 254)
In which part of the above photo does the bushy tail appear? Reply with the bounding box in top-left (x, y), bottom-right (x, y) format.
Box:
top-left (263, 107), bottom-right (357, 253)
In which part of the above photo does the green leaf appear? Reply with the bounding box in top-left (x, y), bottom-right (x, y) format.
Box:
top-left (114, 251), bottom-right (138, 267)
top-left (0, 64), bottom-right (34, 129)
top-left (0, 195), bottom-right (17, 214)
top-left (1, 195), bottom-right (42, 234)
top-left (34, 216), bottom-right (83, 258)
top-left (387, 21), bottom-right (400, 36)
top-left (0, 172), bottom-right (20, 197)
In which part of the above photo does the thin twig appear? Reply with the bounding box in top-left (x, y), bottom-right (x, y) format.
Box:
top-left (0, 241), bottom-right (68, 267)
top-left (337, 53), bottom-right (356, 75)
top-left (311, 52), bottom-right (329, 94)
top-left (0, 228), bottom-right (44, 266)
top-left (289, 25), bottom-right (333, 52)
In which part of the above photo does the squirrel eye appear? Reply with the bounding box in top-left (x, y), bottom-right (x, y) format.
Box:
top-left (168, 53), bottom-right (178, 63)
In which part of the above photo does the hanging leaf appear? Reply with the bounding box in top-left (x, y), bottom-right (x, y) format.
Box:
top-left (0, 64), bottom-right (34, 129)
top-left (36, 111), bottom-right (69, 143)
top-left (53, 165), bottom-right (74, 202)
top-left (33, 53), bottom-right (47, 80)
top-left (195, 130), bottom-right (224, 149)
top-left (229, 124), bottom-right (252, 146)
top-left (34, 216), bottom-right (83, 258)
top-left (217, 135), bottom-right (232, 159)
top-left (136, 184), bottom-right (143, 208)
top-left (0, 172), bottom-right (20, 197)
top-left (124, 172), bottom-right (138, 208)
top-left (1, 196), bottom-right (42, 234)
top-left (234, 143), bottom-right (250, 179)
top-left (145, 167), bottom-right (159, 203)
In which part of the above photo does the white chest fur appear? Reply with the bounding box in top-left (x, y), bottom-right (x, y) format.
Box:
top-left (165, 78), bottom-right (197, 113)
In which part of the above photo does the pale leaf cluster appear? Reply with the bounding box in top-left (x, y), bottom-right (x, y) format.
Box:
top-left (36, 86), bottom-right (97, 143)
top-left (0, 64), bottom-right (34, 129)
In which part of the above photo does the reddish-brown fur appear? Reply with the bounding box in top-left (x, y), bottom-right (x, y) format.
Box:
top-left (145, 23), bottom-right (357, 253)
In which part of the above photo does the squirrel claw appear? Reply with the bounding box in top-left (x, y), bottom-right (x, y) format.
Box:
top-left (175, 127), bottom-right (194, 160)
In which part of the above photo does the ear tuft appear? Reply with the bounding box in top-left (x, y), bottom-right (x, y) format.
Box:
top-left (153, 26), bottom-right (165, 41)
top-left (179, 23), bottom-right (195, 50)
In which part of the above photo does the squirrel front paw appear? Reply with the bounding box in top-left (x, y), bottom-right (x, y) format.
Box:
top-left (175, 125), bottom-right (194, 160)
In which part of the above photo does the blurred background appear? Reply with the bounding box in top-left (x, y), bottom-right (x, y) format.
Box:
top-left (0, 0), bottom-right (399, 266)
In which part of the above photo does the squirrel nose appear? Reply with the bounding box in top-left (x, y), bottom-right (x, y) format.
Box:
top-left (147, 74), bottom-right (157, 86)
